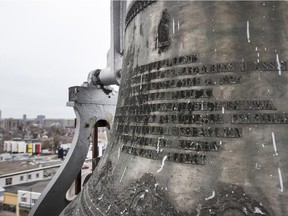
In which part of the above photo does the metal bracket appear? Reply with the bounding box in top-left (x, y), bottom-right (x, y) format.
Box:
top-left (87, 1), bottom-right (126, 86)
top-left (29, 86), bottom-right (118, 216)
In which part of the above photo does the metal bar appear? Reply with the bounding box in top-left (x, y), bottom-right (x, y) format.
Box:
top-left (75, 170), bottom-right (81, 195)
top-left (92, 124), bottom-right (99, 171)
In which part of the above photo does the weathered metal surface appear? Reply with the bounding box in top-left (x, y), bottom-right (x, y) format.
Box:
top-left (62, 1), bottom-right (288, 215)
top-left (29, 86), bottom-right (117, 216)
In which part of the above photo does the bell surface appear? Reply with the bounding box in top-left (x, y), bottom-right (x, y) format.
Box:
top-left (62, 1), bottom-right (288, 215)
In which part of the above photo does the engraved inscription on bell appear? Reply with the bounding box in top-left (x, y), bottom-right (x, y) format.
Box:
top-left (62, 1), bottom-right (288, 215)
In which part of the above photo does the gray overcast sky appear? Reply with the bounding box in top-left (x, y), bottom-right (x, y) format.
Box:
top-left (0, 0), bottom-right (111, 119)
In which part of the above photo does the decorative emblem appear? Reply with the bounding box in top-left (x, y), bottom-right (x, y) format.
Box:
top-left (157, 9), bottom-right (171, 53)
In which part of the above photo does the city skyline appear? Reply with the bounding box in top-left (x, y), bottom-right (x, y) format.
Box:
top-left (0, 111), bottom-right (74, 120)
top-left (0, 110), bottom-right (74, 120)
top-left (0, 0), bottom-right (111, 119)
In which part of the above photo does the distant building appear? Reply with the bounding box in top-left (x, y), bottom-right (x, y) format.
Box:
top-left (18, 190), bottom-right (41, 214)
top-left (0, 109), bottom-right (2, 120)
top-left (36, 115), bottom-right (45, 124)
top-left (26, 142), bottom-right (41, 154)
top-left (0, 162), bottom-right (61, 188)
top-left (23, 114), bottom-right (27, 121)
top-left (3, 141), bottom-right (41, 154)
top-left (0, 161), bottom-right (61, 215)
top-left (0, 170), bottom-right (44, 187)
top-left (2, 118), bottom-right (22, 131)
top-left (0, 192), bottom-right (17, 214)
top-left (43, 119), bottom-right (75, 128)
top-left (0, 179), bottom-right (51, 215)
top-left (4, 141), bottom-right (27, 154)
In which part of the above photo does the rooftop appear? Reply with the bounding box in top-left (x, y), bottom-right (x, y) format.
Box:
top-left (0, 160), bottom-right (39, 176)
top-left (4, 179), bottom-right (51, 194)
top-left (0, 156), bottom-right (62, 175)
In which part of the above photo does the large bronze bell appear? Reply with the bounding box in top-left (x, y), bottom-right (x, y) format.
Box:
top-left (62, 1), bottom-right (288, 215)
